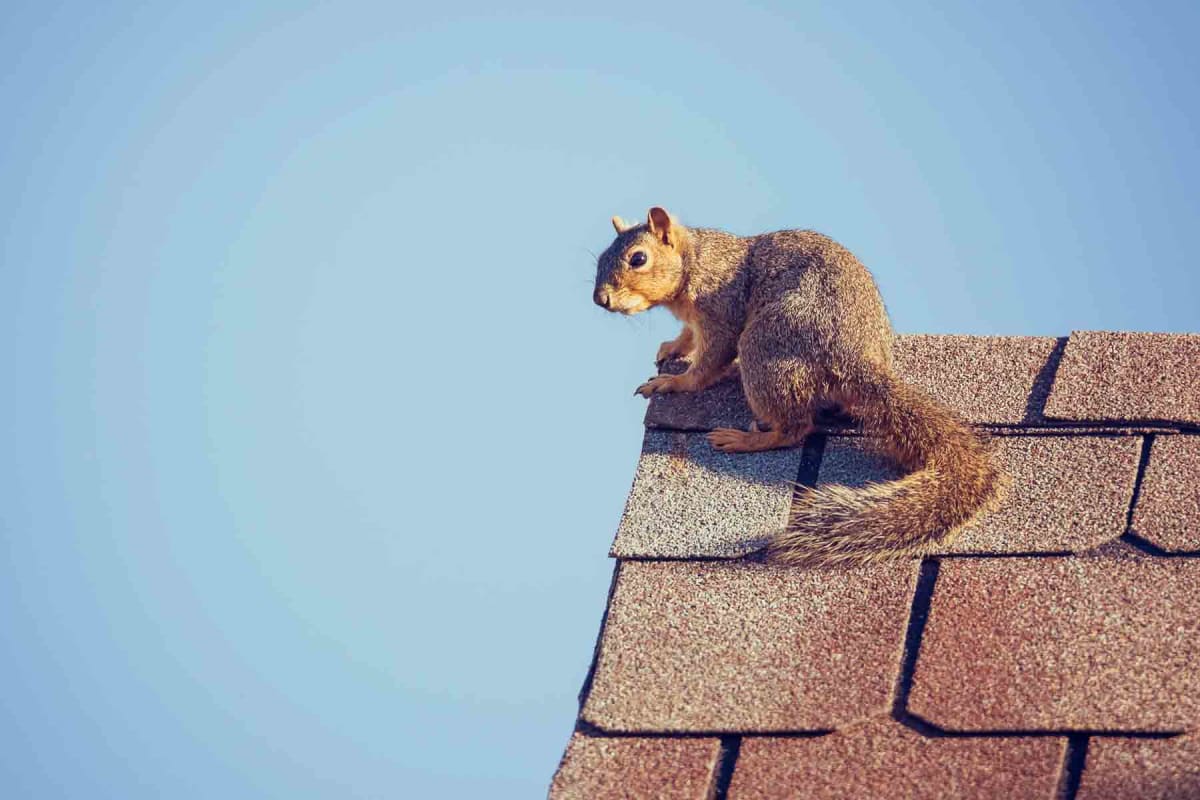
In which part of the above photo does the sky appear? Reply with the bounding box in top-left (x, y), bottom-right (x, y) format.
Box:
top-left (1, 1), bottom-right (1198, 797)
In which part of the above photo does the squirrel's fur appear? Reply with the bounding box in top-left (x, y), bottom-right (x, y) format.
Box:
top-left (594, 208), bottom-right (1004, 566)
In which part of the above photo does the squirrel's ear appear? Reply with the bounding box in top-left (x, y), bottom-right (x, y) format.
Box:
top-left (611, 215), bottom-right (631, 234)
top-left (647, 207), bottom-right (675, 246)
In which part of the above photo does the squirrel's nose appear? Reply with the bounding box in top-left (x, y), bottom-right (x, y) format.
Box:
top-left (594, 288), bottom-right (612, 309)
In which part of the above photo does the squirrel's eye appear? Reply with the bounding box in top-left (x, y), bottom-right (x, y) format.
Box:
top-left (629, 251), bottom-right (648, 268)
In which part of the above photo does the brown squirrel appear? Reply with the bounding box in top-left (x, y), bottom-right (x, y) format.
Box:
top-left (593, 207), bottom-right (1004, 566)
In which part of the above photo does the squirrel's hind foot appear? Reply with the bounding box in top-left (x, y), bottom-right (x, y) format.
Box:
top-left (707, 425), bottom-right (808, 453)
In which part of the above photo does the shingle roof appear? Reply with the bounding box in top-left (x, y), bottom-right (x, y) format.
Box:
top-left (551, 331), bottom-right (1200, 799)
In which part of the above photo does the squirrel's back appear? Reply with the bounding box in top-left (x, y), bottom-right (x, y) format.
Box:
top-left (736, 229), bottom-right (895, 381)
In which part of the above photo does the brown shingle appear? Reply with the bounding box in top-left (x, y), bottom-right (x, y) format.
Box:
top-left (729, 719), bottom-right (1064, 800)
top-left (1076, 734), bottom-right (1200, 800)
top-left (1044, 331), bottom-right (1200, 424)
top-left (817, 434), bottom-right (1141, 553)
top-left (892, 335), bottom-right (1063, 425)
top-left (644, 364), bottom-right (755, 432)
top-left (610, 430), bottom-right (803, 558)
top-left (582, 560), bottom-right (917, 732)
top-left (1131, 435), bottom-right (1200, 552)
top-left (645, 335), bottom-right (1065, 431)
top-left (548, 733), bottom-right (721, 800)
top-left (908, 557), bottom-right (1200, 732)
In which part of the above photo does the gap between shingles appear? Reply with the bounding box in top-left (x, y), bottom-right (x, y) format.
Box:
top-left (936, 551), bottom-right (1075, 559)
top-left (1124, 434), bottom-right (1155, 533)
top-left (648, 422), bottom-right (1191, 437)
top-left (615, 554), bottom-right (763, 563)
top-left (1116, 434), bottom-right (1200, 557)
top-left (794, 432), bottom-right (827, 489)
top-left (1057, 735), bottom-right (1089, 800)
top-left (891, 559), bottom-right (940, 726)
top-left (577, 716), bottom-right (1180, 739)
top-left (1120, 532), bottom-right (1200, 557)
top-left (616, 549), bottom-right (1200, 564)
top-left (894, 713), bottom-right (1179, 739)
top-left (575, 718), bottom-right (830, 739)
top-left (708, 736), bottom-right (741, 800)
top-left (1024, 336), bottom-right (1069, 423)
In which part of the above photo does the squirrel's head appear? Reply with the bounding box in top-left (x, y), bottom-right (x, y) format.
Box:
top-left (593, 206), bottom-right (687, 314)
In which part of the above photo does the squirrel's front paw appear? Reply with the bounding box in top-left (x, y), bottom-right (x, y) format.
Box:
top-left (635, 373), bottom-right (694, 398)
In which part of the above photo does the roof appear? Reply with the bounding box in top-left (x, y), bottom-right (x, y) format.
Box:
top-left (549, 331), bottom-right (1200, 800)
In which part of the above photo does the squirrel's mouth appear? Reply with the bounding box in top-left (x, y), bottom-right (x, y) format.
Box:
top-left (596, 285), bottom-right (653, 315)
top-left (612, 293), bottom-right (652, 315)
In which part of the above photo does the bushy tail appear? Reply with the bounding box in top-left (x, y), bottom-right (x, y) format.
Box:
top-left (770, 374), bottom-right (1004, 566)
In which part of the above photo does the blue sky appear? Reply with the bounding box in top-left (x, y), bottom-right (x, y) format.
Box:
top-left (1, 2), bottom-right (1198, 797)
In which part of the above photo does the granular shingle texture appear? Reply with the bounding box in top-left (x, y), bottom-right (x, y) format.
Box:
top-left (729, 720), bottom-right (1065, 800)
top-left (582, 560), bottom-right (918, 732)
top-left (644, 363), bottom-right (755, 431)
top-left (908, 556), bottom-right (1200, 732)
top-left (548, 733), bottom-right (721, 800)
top-left (552, 329), bottom-right (1200, 797)
top-left (891, 335), bottom-right (1063, 425)
top-left (818, 434), bottom-right (1141, 553)
top-left (1131, 435), bottom-right (1200, 552)
top-left (1076, 734), bottom-right (1200, 800)
top-left (610, 430), bottom-right (803, 558)
top-left (1044, 331), bottom-right (1200, 424)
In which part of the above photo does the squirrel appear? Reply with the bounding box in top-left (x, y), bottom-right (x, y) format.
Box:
top-left (593, 207), bottom-right (1004, 566)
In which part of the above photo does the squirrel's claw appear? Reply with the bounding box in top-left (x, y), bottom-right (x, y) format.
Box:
top-left (708, 427), bottom-right (783, 453)
top-left (634, 378), bottom-right (659, 398)
top-left (636, 375), bottom-right (672, 398)
top-left (636, 373), bottom-right (695, 398)
top-left (708, 428), bottom-right (746, 452)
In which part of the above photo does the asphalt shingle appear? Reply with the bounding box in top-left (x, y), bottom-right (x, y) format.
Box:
top-left (891, 334), bottom-right (1063, 425)
top-left (908, 556), bottom-right (1200, 732)
top-left (610, 430), bottom-right (803, 558)
top-left (1044, 331), bottom-right (1200, 425)
top-left (644, 361), bottom-right (755, 432)
top-left (1076, 734), bottom-right (1200, 800)
top-left (729, 720), bottom-right (1065, 800)
top-left (548, 733), bottom-right (721, 800)
top-left (817, 434), bottom-right (1141, 553)
top-left (1131, 435), bottom-right (1200, 552)
top-left (582, 560), bottom-right (918, 732)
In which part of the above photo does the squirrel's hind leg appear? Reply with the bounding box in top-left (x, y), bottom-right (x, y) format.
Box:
top-left (708, 385), bottom-right (814, 452)
top-left (709, 345), bottom-right (817, 452)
